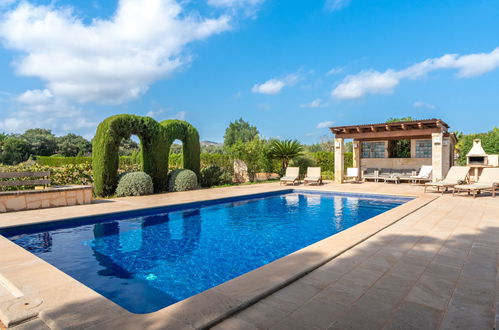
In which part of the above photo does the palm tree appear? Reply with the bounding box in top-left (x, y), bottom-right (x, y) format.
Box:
top-left (269, 139), bottom-right (304, 171)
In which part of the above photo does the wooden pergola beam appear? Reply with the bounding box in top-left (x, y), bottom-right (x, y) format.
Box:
top-left (331, 128), bottom-right (442, 140)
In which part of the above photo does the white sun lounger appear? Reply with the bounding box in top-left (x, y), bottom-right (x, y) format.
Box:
top-left (424, 166), bottom-right (470, 194)
top-left (345, 167), bottom-right (360, 182)
top-left (280, 167), bottom-right (300, 185)
top-left (410, 165), bottom-right (432, 183)
top-left (303, 167), bottom-right (322, 185)
top-left (453, 167), bottom-right (499, 198)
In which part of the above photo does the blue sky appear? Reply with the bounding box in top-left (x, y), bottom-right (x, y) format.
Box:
top-left (0, 0), bottom-right (498, 143)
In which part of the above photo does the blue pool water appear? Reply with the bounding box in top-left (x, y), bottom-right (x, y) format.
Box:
top-left (2, 190), bottom-right (410, 313)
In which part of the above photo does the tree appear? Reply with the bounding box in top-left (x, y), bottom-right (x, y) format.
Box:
top-left (0, 136), bottom-right (31, 165)
top-left (118, 137), bottom-right (140, 156)
top-left (223, 118), bottom-right (259, 147)
top-left (229, 138), bottom-right (269, 182)
top-left (456, 127), bottom-right (499, 165)
top-left (386, 117), bottom-right (414, 158)
top-left (56, 134), bottom-right (92, 157)
top-left (386, 116), bottom-right (416, 123)
top-left (269, 139), bottom-right (304, 171)
top-left (21, 128), bottom-right (57, 156)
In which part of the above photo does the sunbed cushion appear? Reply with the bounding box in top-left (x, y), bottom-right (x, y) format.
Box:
top-left (363, 168), bottom-right (377, 176)
top-left (455, 183), bottom-right (495, 190)
top-left (379, 168), bottom-right (392, 177)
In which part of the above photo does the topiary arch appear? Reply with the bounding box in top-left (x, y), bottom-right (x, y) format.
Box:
top-left (160, 119), bottom-right (200, 176)
top-left (92, 115), bottom-right (200, 197)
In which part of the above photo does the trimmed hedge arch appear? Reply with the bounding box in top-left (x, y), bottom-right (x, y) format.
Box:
top-left (160, 119), bottom-right (201, 176)
top-left (92, 115), bottom-right (200, 197)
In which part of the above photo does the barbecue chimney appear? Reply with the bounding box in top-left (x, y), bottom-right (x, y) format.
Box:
top-left (466, 139), bottom-right (488, 165)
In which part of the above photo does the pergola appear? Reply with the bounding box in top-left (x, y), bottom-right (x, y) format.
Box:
top-left (329, 119), bottom-right (457, 183)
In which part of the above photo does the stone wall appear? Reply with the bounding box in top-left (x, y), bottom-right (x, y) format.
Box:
top-left (0, 186), bottom-right (92, 213)
top-left (360, 158), bottom-right (431, 170)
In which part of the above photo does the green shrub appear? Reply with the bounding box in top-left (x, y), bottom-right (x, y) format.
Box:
top-left (312, 152), bottom-right (334, 172)
top-left (115, 172), bottom-right (153, 197)
top-left (200, 165), bottom-right (223, 187)
top-left (36, 156), bottom-right (92, 166)
top-left (310, 151), bottom-right (353, 174)
top-left (168, 153), bottom-right (183, 171)
top-left (291, 155), bottom-right (316, 177)
top-left (167, 169), bottom-right (198, 192)
top-left (201, 153), bottom-right (232, 170)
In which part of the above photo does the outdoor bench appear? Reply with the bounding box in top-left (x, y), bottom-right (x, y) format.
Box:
top-left (0, 171), bottom-right (51, 189)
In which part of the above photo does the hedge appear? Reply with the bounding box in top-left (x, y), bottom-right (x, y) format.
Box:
top-left (36, 156), bottom-right (140, 167)
top-left (92, 114), bottom-right (169, 197)
top-left (92, 115), bottom-right (201, 197)
top-left (160, 119), bottom-right (201, 176)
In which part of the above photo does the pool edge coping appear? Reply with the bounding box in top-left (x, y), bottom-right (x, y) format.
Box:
top-left (0, 188), bottom-right (436, 329)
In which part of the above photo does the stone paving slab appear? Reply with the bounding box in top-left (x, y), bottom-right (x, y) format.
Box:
top-left (213, 195), bottom-right (499, 330)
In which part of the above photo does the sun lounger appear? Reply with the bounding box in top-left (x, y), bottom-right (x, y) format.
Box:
top-left (398, 169), bottom-right (417, 182)
top-left (280, 167), bottom-right (300, 185)
top-left (303, 167), bottom-right (322, 185)
top-left (424, 166), bottom-right (470, 194)
top-left (453, 167), bottom-right (499, 198)
top-left (344, 168), bottom-right (360, 182)
top-left (362, 168), bottom-right (379, 182)
top-left (410, 165), bottom-right (432, 183)
top-left (383, 169), bottom-right (416, 184)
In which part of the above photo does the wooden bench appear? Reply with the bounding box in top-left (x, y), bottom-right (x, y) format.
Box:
top-left (0, 171), bottom-right (51, 189)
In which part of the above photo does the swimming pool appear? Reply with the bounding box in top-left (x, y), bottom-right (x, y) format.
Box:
top-left (1, 190), bottom-right (411, 314)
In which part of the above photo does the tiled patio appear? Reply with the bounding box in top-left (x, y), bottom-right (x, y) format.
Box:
top-left (1, 182), bottom-right (497, 329)
top-left (214, 193), bottom-right (499, 330)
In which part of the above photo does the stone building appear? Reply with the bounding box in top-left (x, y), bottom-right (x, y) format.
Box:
top-left (329, 119), bottom-right (457, 183)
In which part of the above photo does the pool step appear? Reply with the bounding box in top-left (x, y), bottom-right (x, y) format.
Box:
top-left (0, 275), bottom-right (44, 329)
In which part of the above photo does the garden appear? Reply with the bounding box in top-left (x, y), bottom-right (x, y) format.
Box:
top-left (0, 117), bottom-right (352, 197)
top-left (2, 115), bottom-right (496, 197)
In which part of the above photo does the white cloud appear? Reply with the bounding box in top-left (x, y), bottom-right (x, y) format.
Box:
top-left (0, 91), bottom-right (96, 133)
top-left (208, 0), bottom-right (263, 7)
top-left (0, 0), bottom-right (16, 7)
top-left (301, 98), bottom-right (326, 108)
top-left (332, 47), bottom-right (499, 99)
top-left (252, 74), bottom-right (299, 95)
top-left (146, 109), bottom-right (165, 118)
top-left (325, 0), bottom-right (352, 12)
top-left (413, 101), bottom-right (436, 110)
top-left (16, 88), bottom-right (53, 105)
top-left (317, 121), bottom-right (334, 129)
top-left (327, 66), bottom-right (343, 75)
top-left (332, 70), bottom-right (400, 99)
top-left (146, 108), bottom-right (185, 120)
top-left (173, 111), bottom-right (186, 120)
top-left (0, 0), bottom-right (231, 104)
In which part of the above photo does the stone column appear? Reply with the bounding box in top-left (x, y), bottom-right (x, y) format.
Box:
top-left (334, 138), bottom-right (344, 184)
top-left (431, 133), bottom-right (443, 182)
top-left (441, 135), bottom-right (451, 178)
top-left (410, 139), bottom-right (417, 158)
top-left (352, 139), bottom-right (360, 168)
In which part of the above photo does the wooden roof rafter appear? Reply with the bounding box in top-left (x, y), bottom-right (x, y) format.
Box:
top-left (329, 118), bottom-right (450, 140)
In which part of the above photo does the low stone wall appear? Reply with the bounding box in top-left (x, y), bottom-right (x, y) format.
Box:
top-left (0, 186), bottom-right (93, 213)
top-left (361, 158), bottom-right (431, 170)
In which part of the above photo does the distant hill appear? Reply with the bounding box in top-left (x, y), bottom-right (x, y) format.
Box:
top-left (201, 141), bottom-right (222, 147)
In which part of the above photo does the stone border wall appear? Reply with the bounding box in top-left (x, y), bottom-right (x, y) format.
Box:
top-left (0, 186), bottom-right (92, 213)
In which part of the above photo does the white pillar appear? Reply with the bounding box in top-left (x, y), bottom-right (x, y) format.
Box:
top-left (431, 133), bottom-right (443, 182)
top-left (334, 138), bottom-right (344, 184)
